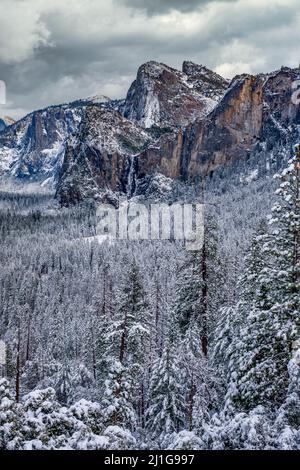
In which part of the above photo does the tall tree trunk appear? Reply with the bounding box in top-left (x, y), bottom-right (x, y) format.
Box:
top-left (292, 158), bottom-right (300, 284)
top-left (16, 328), bottom-right (21, 403)
top-left (119, 311), bottom-right (128, 364)
top-left (188, 381), bottom-right (196, 431)
top-left (201, 240), bottom-right (208, 357)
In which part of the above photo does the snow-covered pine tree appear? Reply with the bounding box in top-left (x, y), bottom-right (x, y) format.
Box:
top-left (55, 363), bottom-right (75, 405)
top-left (146, 340), bottom-right (185, 444)
top-left (179, 320), bottom-right (203, 430)
top-left (102, 261), bottom-right (150, 429)
top-left (22, 387), bottom-right (88, 449)
top-left (102, 360), bottom-right (136, 429)
top-left (177, 317), bottom-right (221, 435)
top-left (174, 213), bottom-right (224, 355)
top-left (274, 354), bottom-right (300, 449)
top-left (0, 378), bottom-right (24, 449)
top-left (238, 220), bottom-right (269, 305)
top-left (173, 252), bottom-right (203, 338)
top-left (224, 151), bottom-right (300, 411)
top-left (82, 304), bottom-right (107, 384)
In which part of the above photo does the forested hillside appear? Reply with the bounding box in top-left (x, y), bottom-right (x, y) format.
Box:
top-left (0, 153), bottom-right (299, 450)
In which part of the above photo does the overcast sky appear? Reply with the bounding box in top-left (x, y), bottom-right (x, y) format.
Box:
top-left (0, 0), bottom-right (299, 120)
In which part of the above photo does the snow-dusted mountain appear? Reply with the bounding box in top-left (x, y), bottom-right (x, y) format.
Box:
top-left (136, 66), bottom-right (300, 185)
top-left (0, 116), bottom-right (15, 132)
top-left (0, 96), bottom-right (114, 186)
top-left (121, 61), bottom-right (225, 129)
top-left (56, 106), bottom-right (153, 205)
top-left (0, 61), bottom-right (300, 203)
top-left (0, 105), bottom-right (82, 185)
top-left (0, 60), bottom-right (228, 194)
top-left (182, 61), bottom-right (229, 100)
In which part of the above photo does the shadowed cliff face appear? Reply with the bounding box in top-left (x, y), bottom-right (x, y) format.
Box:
top-left (56, 106), bottom-right (152, 205)
top-left (0, 116), bottom-right (15, 132)
top-left (137, 73), bottom-right (264, 181)
top-left (0, 96), bottom-right (120, 183)
top-left (0, 105), bottom-right (82, 181)
top-left (137, 67), bottom-right (300, 182)
top-left (185, 74), bottom-right (264, 178)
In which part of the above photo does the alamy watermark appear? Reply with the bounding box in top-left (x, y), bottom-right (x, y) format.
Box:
top-left (0, 80), bottom-right (6, 105)
top-left (96, 202), bottom-right (204, 251)
top-left (292, 80), bottom-right (300, 105)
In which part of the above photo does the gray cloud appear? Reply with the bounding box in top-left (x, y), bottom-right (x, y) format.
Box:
top-left (0, 0), bottom-right (299, 120)
top-left (119, 0), bottom-right (237, 15)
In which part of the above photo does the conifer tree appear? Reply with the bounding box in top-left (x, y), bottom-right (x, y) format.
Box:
top-left (224, 152), bottom-right (300, 410)
top-left (102, 262), bottom-right (150, 428)
top-left (0, 379), bottom-right (24, 449)
top-left (146, 341), bottom-right (185, 442)
top-left (102, 360), bottom-right (136, 429)
top-left (181, 319), bottom-right (221, 433)
top-left (174, 214), bottom-right (224, 355)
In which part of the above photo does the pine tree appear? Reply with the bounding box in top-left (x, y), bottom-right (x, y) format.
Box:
top-left (177, 317), bottom-right (222, 435)
top-left (174, 214), bottom-right (224, 355)
top-left (55, 363), bottom-right (75, 405)
top-left (174, 252), bottom-right (203, 337)
top-left (275, 344), bottom-right (300, 449)
top-left (180, 321), bottom-right (203, 430)
top-left (102, 262), bottom-right (150, 428)
top-left (225, 152), bottom-right (300, 410)
top-left (0, 378), bottom-right (24, 449)
top-left (146, 341), bottom-right (185, 443)
top-left (101, 360), bottom-right (136, 429)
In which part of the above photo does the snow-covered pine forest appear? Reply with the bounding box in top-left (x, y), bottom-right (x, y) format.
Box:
top-left (0, 153), bottom-right (299, 450)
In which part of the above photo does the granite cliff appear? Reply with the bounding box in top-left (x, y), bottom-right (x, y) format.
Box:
top-left (1, 61), bottom-right (299, 203)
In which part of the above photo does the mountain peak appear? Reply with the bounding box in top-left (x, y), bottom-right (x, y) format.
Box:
top-left (182, 60), bottom-right (229, 100)
top-left (78, 94), bottom-right (111, 105)
top-left (137, 61), bottom-right (177, 78)
top-left (0, 116), bottom-right (15, 131)
top-left (122, 60), bottom-right (218, 129)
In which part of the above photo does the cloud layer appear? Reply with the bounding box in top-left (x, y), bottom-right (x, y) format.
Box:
top-left (0, 0), bottom-right (299, 120)
top-left (120, 0), bottom-right (237, 15)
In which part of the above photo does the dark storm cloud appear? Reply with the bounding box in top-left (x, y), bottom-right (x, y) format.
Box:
top-left (120, 0), bottom-right (237, 15)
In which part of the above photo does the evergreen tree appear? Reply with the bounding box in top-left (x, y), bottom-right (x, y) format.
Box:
top-left (146, 341), bottom-right (185, 443)
top-left (101, 360), bottom-right (136, 429)
top-left (0, 379), bottom-right (24, 449)
top-left (55, 363), bottom-right (75, 405)
top-left (174, 214), bottom-right (224, 355)
top-left (275, 345), bottom-right (300, 449)
top-left (102, 262), bottom-right (150, 428)
top-left (224, 154), bottom-right (300, 410)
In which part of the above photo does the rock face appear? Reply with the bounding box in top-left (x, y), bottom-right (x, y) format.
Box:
top-left (56, 106), bottom-right (152, 205)
top-left (56, 61), bottom-right (229, 204)
top-left (0, 105), bottom-right (82, 183)
top-left (0, 116), bottom-right (15, 132)
top-left (121, 61), bottom-right (220, 129)
top-left (1, 61), bottom-right (300, 203)
top-left (0, 96), bottom-right (114, 184)
top-left (137, 66), bottom-right (300, 183)
top-left (182, 61), bottom-right (229, 100)
top-left (184, 66), bottom-right (300, 179)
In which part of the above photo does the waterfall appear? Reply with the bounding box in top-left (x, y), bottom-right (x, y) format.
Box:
top-left (126, 155), bottom-right (137, 198)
